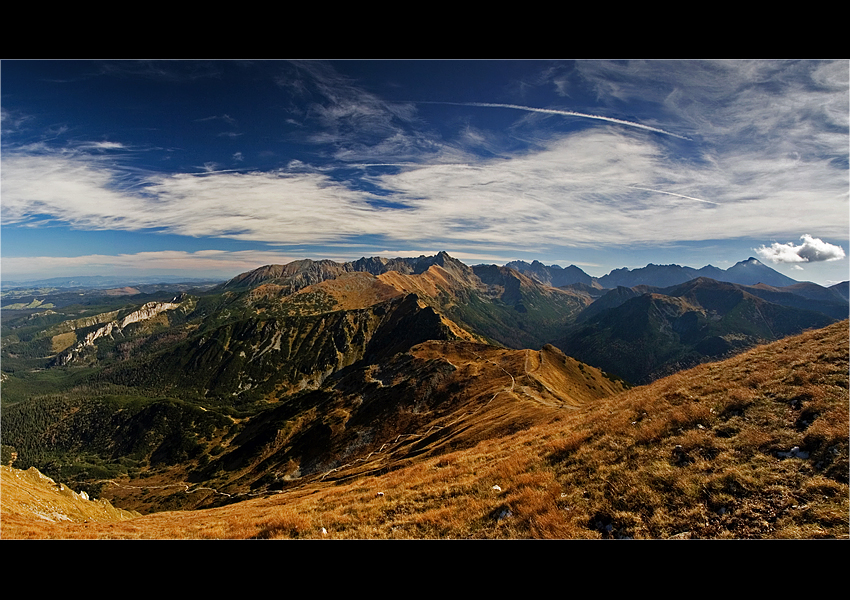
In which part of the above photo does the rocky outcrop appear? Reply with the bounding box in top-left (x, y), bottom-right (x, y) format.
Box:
top-left (1, 465), bottom-right (140, 528)
top-left (104, 293), bottom-right (466, 400)
top-left (53, 301), bottom-right (183, 366)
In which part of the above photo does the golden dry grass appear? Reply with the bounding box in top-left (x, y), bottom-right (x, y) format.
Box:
top-left (1, 465), bottom-right (140, 539)
top-left (3, 322), bottom-right (847, 539)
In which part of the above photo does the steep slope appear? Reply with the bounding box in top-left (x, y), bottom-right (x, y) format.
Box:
top-left (214, 252), bottom-right (590, 351)
top-left (5, 321), bottom-right (845, 539)
top-left (542, 319), bottom-right (849, 539)
top-left (2, 330), bottom-right (627, 516)
top-left (377, 261), bottom-right (589, 350)
top-left (93, 339), bottom-right (628, 513)
top-left (572, 285), bottom-right (644, 323)
top-left (1, 465), bottom-right (140, 538)
top-left (95, 293), bottom-right (466, 402)
top-left (556, 278), bottom-right (837, 384)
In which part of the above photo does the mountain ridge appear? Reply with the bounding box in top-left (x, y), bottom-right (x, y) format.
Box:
top-left (555, 277), bottom-right (838, 384)
top-left (2, 251), bottom-right (846, 522)
top-left (3, 320), bottom-right (846, 539)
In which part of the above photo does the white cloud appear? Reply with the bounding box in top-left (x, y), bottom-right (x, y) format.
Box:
top-left (755, 235), bottom-right (846, 263)
top-left (1, 153), bottom-right (390, 243)
top-left (80, 141), bottom-right (126, 150)
top-left (3, 125), bottom-right (848, 254)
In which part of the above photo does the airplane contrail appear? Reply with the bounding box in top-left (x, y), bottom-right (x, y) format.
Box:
top-left (427, 102), bottom-right (692, 141)
top-left (627, 185), bottom-right (718, 205)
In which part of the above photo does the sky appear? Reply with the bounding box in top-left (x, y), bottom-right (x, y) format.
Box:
top-left (2, 60), bottom-right (848, 286)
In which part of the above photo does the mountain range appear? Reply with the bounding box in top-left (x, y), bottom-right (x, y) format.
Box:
top-left (1, 252), bottom-right (847, 537)
top-left (506, 256), bottom-right (807, 289)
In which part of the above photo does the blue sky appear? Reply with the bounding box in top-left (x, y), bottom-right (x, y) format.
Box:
top-left (2, 60), bottom-right (848, 285)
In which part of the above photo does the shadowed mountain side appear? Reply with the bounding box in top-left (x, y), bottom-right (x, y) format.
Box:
top-left (574, 278), bottom-right (848, 326)
top-left (599, 263), bottom-right (715, 289)
top-left (745, 282), bottom-right (849, 320)
top-left (138, 340), bottom-right (629, 510)
top-left (375, 262), bottom-right (589, 350)
top-left (557, 282), bottom-right (608, 300)
top-left (556, 278), bottom-right (837, 385)
top-left (829, 281), bottom-right (849, 301)
top-left (573, 286), bottom-right (644, 323)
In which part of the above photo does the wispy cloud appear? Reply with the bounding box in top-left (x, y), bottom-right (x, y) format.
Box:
top-left (275, 61), bottom-right (435, 162)
top-left (574, 60), bottom-right (848, 156)
top-left (78, 141), bottom-right (126, 150)
top-left (430, 101), bottom-right (693, 140)
top-left (195, 114), bottom-right (238, 126)
top-left (756, 234), bottom-right (846, 263)
top-left (1, 151), bottom-right (389, 242)
top-left (3, 125), bottom-right (847, 252)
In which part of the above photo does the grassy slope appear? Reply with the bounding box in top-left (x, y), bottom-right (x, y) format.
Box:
top-left (0, 465), bottom-right (139, 539)
top-left (3, 321), bottom-right (846, 539)
top-left (95, 340), bottom-right (626, 513)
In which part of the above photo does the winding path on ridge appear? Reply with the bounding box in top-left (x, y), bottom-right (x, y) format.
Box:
top-left (319, 345), bottom-right (520, 481)
top-left (101, 344), bottom-right (580, 504)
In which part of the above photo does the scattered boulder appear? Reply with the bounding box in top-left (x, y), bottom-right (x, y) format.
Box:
top-left (671, 445), bottom-right (693, 466)
top-left (776, 446), bottom-right (810, 459)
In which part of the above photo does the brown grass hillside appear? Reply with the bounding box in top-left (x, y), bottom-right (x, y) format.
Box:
top-left (95, 340), bottom-right (623, 514)
top-left (2, 321), bottom-right (847, 539)
top-left (1, 465), bottom-right (140, 539)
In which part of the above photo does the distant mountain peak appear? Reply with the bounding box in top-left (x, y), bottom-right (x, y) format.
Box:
top-left (503, 260), bottom-right (592, 288)
top-left (596, 256), bottom-right (797, 289)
